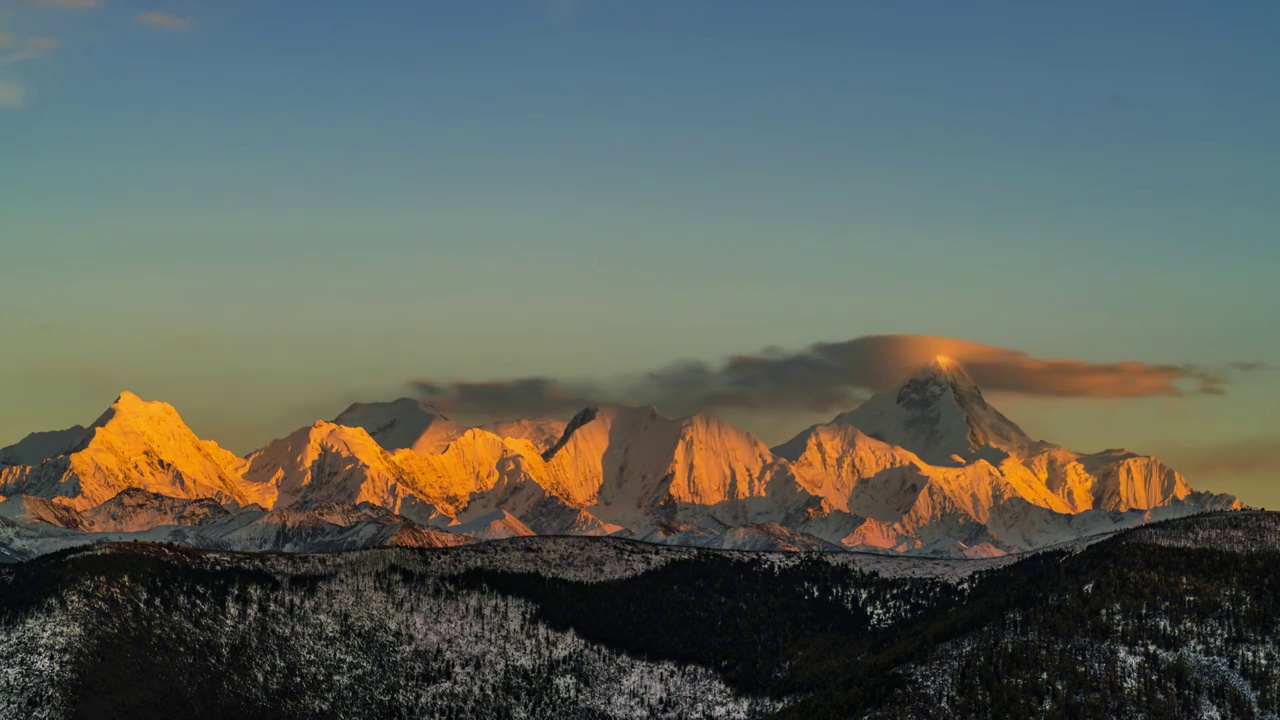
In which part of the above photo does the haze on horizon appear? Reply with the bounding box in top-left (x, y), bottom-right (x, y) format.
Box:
top-left (2, 1), bottom-right (1277, 507)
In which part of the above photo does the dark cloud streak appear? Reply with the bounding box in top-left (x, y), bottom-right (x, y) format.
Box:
top-left (408, 334), bottom-right (1258, 421)
top-left (409, 377), bottom-right (598, 418)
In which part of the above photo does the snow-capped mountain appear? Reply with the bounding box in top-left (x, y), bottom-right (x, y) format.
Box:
top-left (240, 418), bottom-right (581, 529)
top-left (831, 355), bottom-right (1037, 466)
top-left (451, 509), bottom-right (536, 540)
top-left (774, 357), bottom-right (1241, 554)
top-left (0, 425), bottom-right (90, 466)
top-left (0, 361), bottom-right (1242, 559)
top-left (80, 487), bottom-right (230, 532)
top-left (240, 419), bottom-right (458, 520)
top-left (0, 392), bottom-right (264, 510)
top-left (531, 405), bottom-right (804, 529)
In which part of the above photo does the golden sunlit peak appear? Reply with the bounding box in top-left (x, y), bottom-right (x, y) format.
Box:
top-left (913, 354), bottom-right (974, 385)
top-left (926, 355), bottom-right (966, 376)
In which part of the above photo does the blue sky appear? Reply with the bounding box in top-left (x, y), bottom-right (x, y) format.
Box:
top-left (2, 1), bottom-right (1278, 504)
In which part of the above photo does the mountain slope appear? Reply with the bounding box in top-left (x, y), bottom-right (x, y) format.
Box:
top-left (0, 392), bottom-right (262, 510)
top-left (776, 358), bottom-right (1238, 553)
top-left (452, 509), bottom-right (536, 540)
top-left (538, 406), bottom-right (807, 529)
top-left (0, 425), bottom-right (90, 466)
top-left (1026, 445), bottom-right (1206, 513)
top-left (241, 421), bottom-right (492, 522)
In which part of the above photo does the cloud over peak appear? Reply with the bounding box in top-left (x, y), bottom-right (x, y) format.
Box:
top-left (408, 333), bottom-right (1255, 421)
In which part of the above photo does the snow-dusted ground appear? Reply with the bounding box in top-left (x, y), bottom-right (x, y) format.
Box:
top-left (0, 541), bottom-right (782, 719)
top-left (0, 600), bottom-right (84, 720)
top-left (1125, 511), bottom-right (1280, 552)
top-left (4, 511), bottom-right (1278, 719)
top-left (885, 632), bottom-right (1280, 720)
top-left (176, 534), bottom-right (1017, 585)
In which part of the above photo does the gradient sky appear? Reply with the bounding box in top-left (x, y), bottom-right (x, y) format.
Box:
top-left (2, 1), bottom-right (1278, 505)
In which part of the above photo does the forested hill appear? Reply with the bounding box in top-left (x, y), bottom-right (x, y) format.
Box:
top-left (1, 512), bottom-right (1278, 720)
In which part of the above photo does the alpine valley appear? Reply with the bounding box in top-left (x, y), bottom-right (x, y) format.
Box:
top-left (0, 358), bottom-right (1242, 562)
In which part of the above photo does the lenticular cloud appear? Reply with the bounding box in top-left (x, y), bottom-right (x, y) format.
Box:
top-left (408, 334), bottom-right (1252, 420)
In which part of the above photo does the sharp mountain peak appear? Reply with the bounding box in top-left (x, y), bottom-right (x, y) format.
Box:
top-left (0, 376), bottom-right (1243, 557)
top-left (832, 357), bottom-right (1034, 466)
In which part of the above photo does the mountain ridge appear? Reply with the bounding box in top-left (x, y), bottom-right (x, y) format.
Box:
top-left (0, 359), bottom-right (1242, 558)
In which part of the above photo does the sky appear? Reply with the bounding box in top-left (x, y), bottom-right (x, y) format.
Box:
top-left (2, 1), bottom-right (1278, 506)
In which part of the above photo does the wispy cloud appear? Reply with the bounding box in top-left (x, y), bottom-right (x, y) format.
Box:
top-left (134, 10), bottom-right (189, 31)
top-left (0, 36), bottom-right (59, 65)
top-left (407, 333), bottom-right (1262, 420)
top-left (35, 0), bottom-right (99, 8)
top-left (26, 36), bottom-right (58, 52)
top-left (1167, 439), bottom-right (1280, 478)
top-left (2, 0), bottom-right (88, 109)
top-left (0, 79), bottom-right (26, 109)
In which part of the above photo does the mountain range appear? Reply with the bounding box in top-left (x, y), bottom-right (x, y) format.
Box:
top-left (0, 357), bottom-right (1241, 559)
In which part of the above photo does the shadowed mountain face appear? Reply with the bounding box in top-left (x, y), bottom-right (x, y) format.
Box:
top-left (0, 359), bottom-right (1240, 559)
top-left (332, 398), bottom-right (467, 455)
